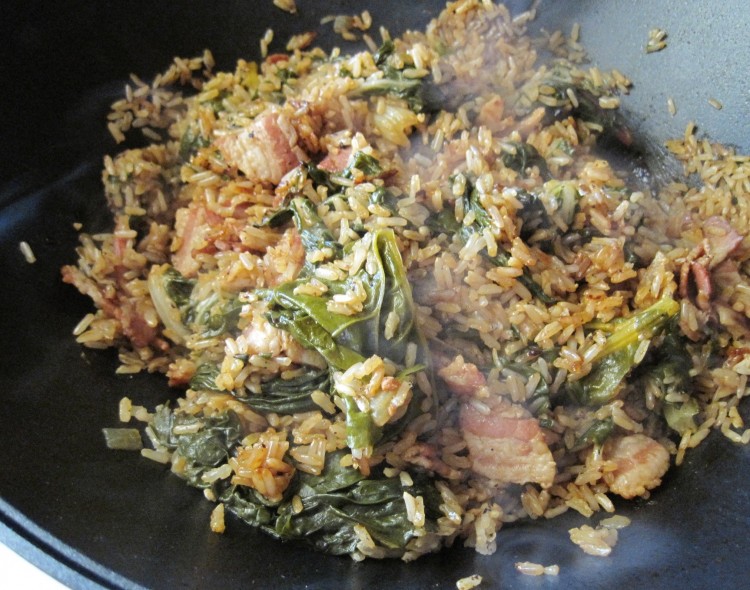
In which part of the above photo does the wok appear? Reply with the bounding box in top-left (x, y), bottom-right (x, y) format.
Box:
top-left (1, 1), bottom-right (748, 588)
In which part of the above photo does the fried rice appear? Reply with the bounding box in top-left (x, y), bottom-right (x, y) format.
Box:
top-left (62, 0), bottom-right (750, 563)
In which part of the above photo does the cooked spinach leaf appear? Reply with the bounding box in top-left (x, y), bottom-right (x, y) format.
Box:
top-left (501, 142), bottom-right (550, 179)
top-left (516, 189), bottom-right (555, 244)
top-left (148, 408), bottom-right (443, 556)
top-left (633, 318), bottom-right (699, 435)
top-left (269, 452), bottom-right (441, 555)
top-left (352, 41), bottom-right (445, 113)
top-left (571, 418), bottom-right (614, 451)
top-left (428, 175), bottom-right (554, 303)
top-left (567, 296), bottom-right (680, 406)
top-left (189, 362), bottom-right (221, 391)
top-left (242, 367), bottom-right (331, 414)
top-left (261, 228), bottom-right (423, 370)
top-left (342, 151), bottom-right (382, 179)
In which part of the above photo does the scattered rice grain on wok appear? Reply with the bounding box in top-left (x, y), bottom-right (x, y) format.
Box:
top-left (62, 0), bottom-right (750, 563)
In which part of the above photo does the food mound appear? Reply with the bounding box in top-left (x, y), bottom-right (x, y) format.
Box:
top-left (62, 0), bottom-right (750, 562)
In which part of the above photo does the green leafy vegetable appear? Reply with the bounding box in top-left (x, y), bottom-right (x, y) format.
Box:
top-left (151, 408), bottom-right (243, 488)
top-left (493, 346), bottom-right (555, 416)
top-left (102, 428), bottom-right (143, 451)
top-left (150, 409), bottom-right (441, 557)
top-left (342, 151), bottom-right (382, 179)
top-left (260, 225), bottom-right (426, 461)
top-left (634, 318), bottom-right (699, 435)
top-left (148, 265), bottom-right (242, 344)
top-left (539, 76), bottom-right (633, 147)
top-left (188, 293), bottom-right (244, 339)
top-left (243, 367), bottom-right (331, 414)
top-left (568, 296), bottom-right (680, 406)
top-left (352, 41), bottom-right (446, 113)
top-left (179, 125), bottom-right (211, 161)
top-left (292, 197), bottom-right (343, 273)
top-left (189, 363), bottom-right (221, 391)
top-left (268, 452), bottom-right (441, 555)
top-left (261, 227), bottom-right (423, 370)
top-left (501, 142), bottom-right (550, 179)
top-left (428, 175), bottom-right (554, 303)
top-left (147, 265), bottom-right (194, 343)
top-left (571, 418), bottom-right (614, 451)
top-left (515, 189), bottom-right (555, 245)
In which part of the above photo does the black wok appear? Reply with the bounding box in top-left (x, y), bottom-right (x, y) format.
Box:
top-left (1, 1), bottom-right (749, 588)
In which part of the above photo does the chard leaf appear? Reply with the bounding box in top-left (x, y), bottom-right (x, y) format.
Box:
top-left (189, 363), bottom-right (221, 392)
top-left (342, 151), bottom-right (382, 179)
top-left (179, 125), bottom-right (211, 161)
top-left (163, 267), bottom-right (195, 309)
top-left (152, 408), bottom-right (242, 466)
top-left (351, 40), bottom-right (444, 113)
top-left (633, 318), bottom-right (699, 434)
top-left (344, 397), bottom-right (382, 459)
top-left (220, 486), bottom-right (275, 527)
top-left (501, 142), bottom-right (550, 179)
top-left (269, 452), bottom-right (440, 555)
top-left (289, 197), bottom-right (342, 274)
top-left (186, 292), bottom-right (243, 338)
top-left (493, 347), bottom-right (554, 416)
top-left (427, 176), bottom-right (554, 303)
top-left (241, 367), bottom-right (331, 414)
top-left (261, 228), bottom-right (423, 370)
top-left (568, 296), bottom-right (680, 406)
top-left (571, 418), bottom-right (614, 451)
top-left (516, 190), bottom-right (555, 244)
top-left (663, 399), bottom-right (700, 435)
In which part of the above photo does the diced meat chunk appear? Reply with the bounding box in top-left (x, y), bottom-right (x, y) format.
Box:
top-left (703, 216), bottom-right (743, 269)
top-left (438, 355), bottom-right (487, 398)
top-left (215, 112), bottom-right (306, 184)
top-left (460, 401), bottom-right (556, 488)
top-left (317, 146), bottom-right (352, 173)
top-left (679, 216), bottom-right (743, 311)
top-left (171, 204), bottom-right (223, 277)
top-left (61, 265), bottom-right (162, 350)
top-left (603, 434), bottom-right (670, 499)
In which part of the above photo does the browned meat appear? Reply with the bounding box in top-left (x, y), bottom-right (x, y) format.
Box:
top-left (460, 401), bottom-right (556, 487)
top-left (215, 111), bottom-right (307, 184)
top-left (603, 434), bottom-right (670, 499)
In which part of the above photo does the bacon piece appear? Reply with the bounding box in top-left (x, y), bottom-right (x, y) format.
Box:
top-left (690, 261), bottom-right (712, 311)
top-left (460, 401), bottom-right (556, 487)
top-left (215, 112), bottom-right (306, 184)
top-left (603, 434), bottom-right (670, 499)
top-left (438, 355), bottom-right (487, 398)
top-left (61, 265), bottom-right (164, 350)
top-left (703, 216), bottom-right (743, 268)
top-left (317, 147), bottom-right (352, 173)
top-left (118, 302), bottom-right (159, 349)
top-left (679, 216), bottom-right (743, 311)
top-left (172, 204), bottom-right (223, 278)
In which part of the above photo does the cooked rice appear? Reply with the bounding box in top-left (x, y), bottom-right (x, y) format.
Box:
top-left (273, 0), bottom-right (297, 15)
top-left (62, 0), bottom-right (750, 567)
top-left (646, 28), bottom-right (668, 53)
top-left (19, 240), bottom-right (36, 264)
top-left (515, 561), bottom-right (560, 576)
top-left (456, 574), bottom-right (483, 589)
